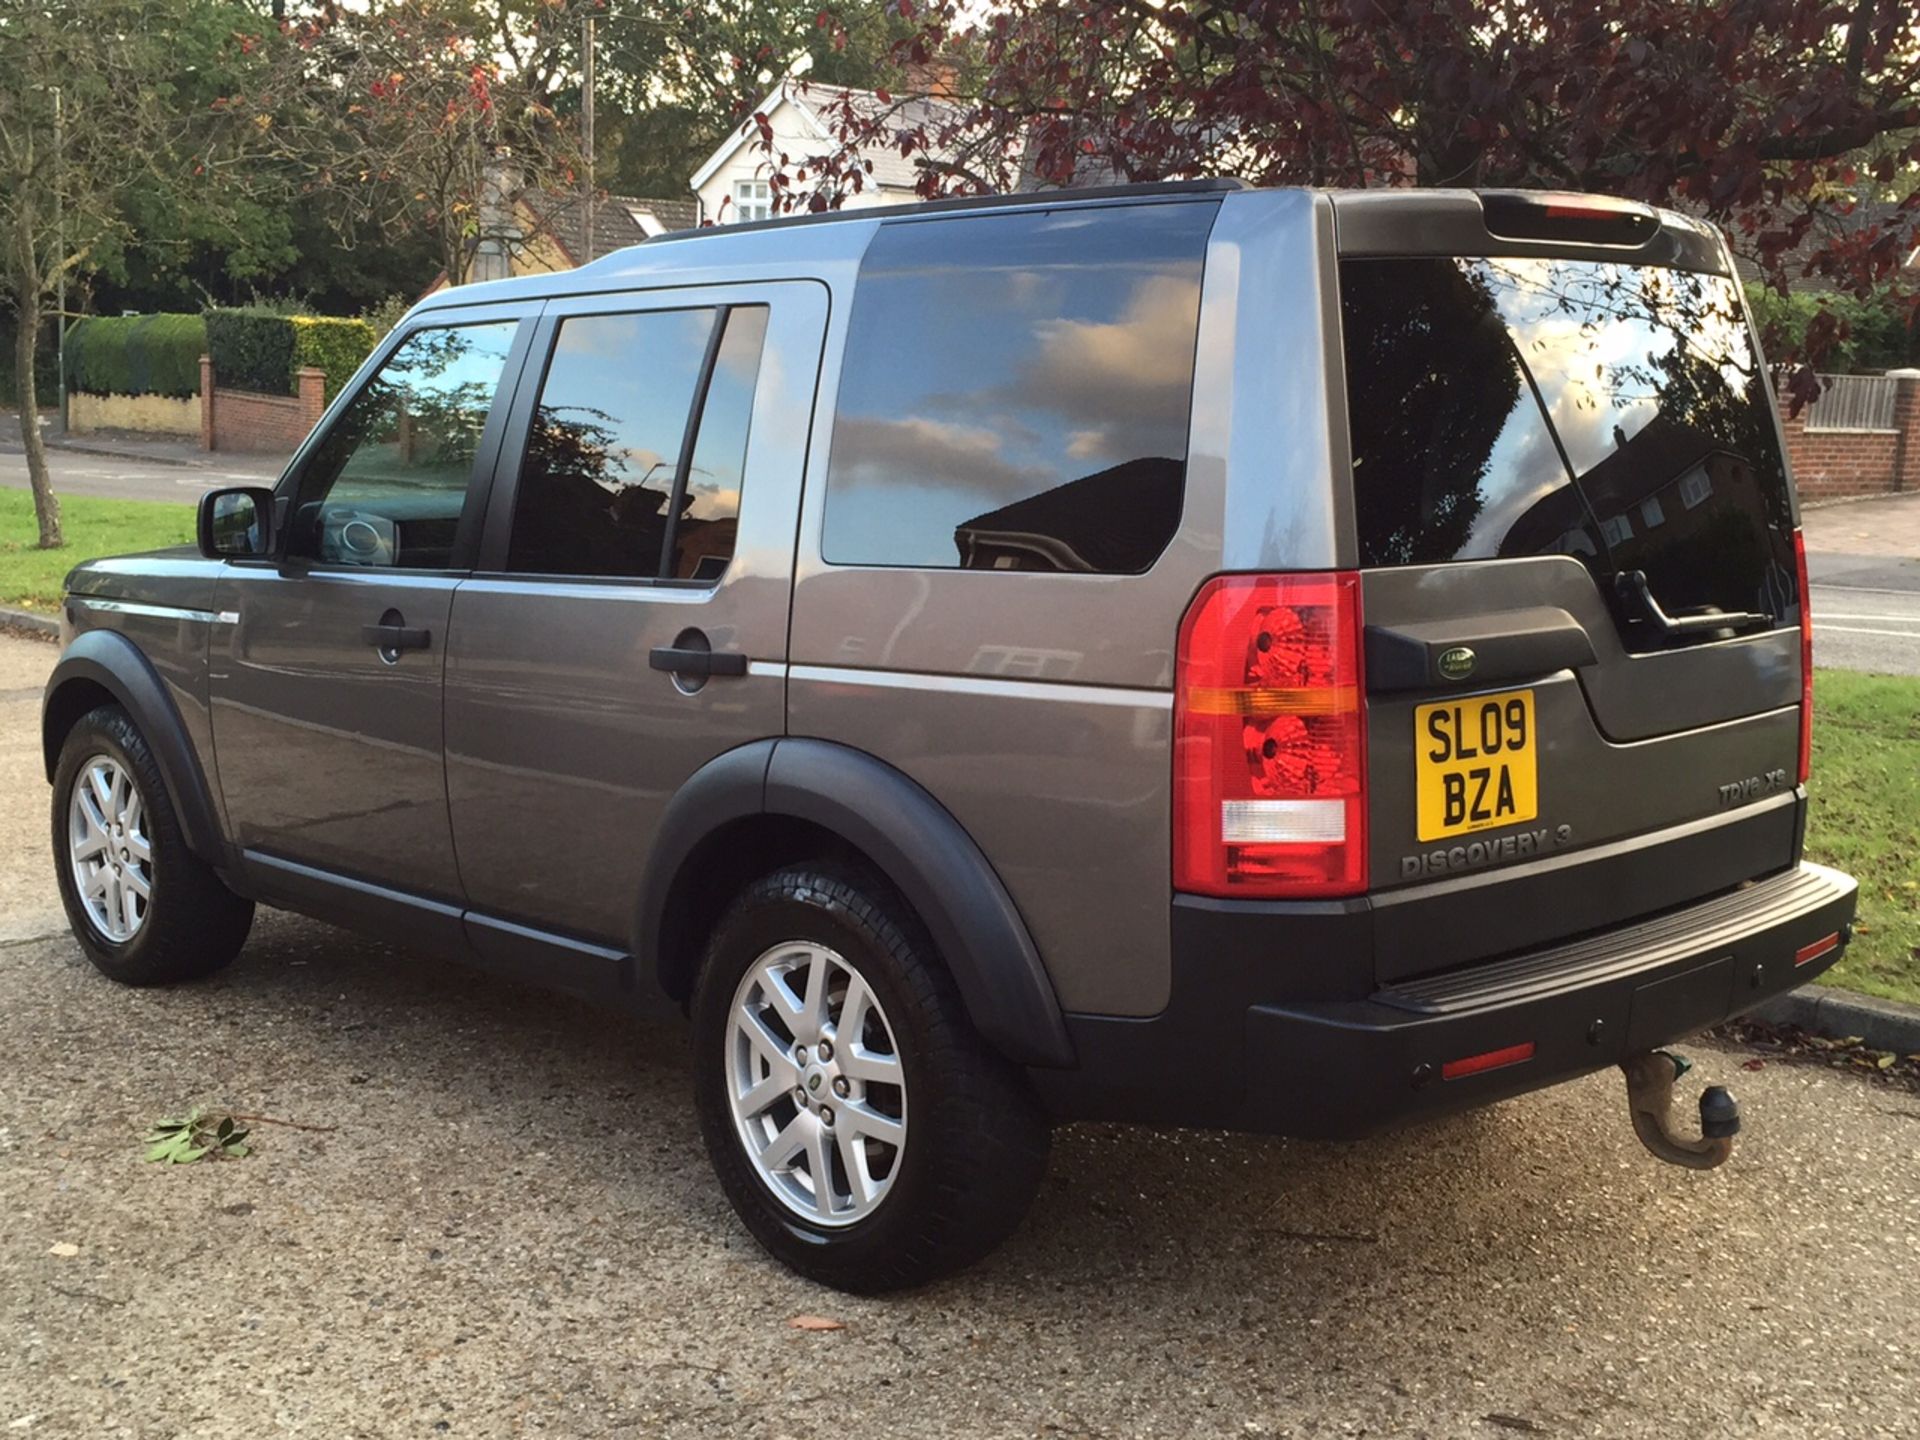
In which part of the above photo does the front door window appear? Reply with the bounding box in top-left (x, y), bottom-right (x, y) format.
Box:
top-left (288, 321), bottom-right (519, 569)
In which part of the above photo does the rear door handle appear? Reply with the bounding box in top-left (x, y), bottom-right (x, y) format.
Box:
top-left (649, 644), bottom-right (748, 679)
top-left (1366, 606), bottom-right (1597, 692)
top-left (362, 623), bottom-right (432, 652)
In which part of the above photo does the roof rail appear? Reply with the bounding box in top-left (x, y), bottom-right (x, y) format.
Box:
top-left (635, 177), bottom-right (1250, 247)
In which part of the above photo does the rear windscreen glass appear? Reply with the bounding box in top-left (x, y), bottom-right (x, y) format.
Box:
top-left (1340, 257), bottom-right (1798, 646)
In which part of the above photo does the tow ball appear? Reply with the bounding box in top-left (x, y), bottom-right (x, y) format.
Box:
top-left (1620, 1050), bottom-right (1741, 1171)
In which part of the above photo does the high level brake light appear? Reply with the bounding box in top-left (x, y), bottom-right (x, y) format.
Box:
top-left (1174, 573), bottom-right (1368, 898)
top-left (1794, 530), bottom-right (1813, 786)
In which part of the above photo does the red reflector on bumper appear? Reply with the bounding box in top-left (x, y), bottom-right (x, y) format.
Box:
top-left (1440, 1042), bottom-right (1536, 1081)
top-left (1795, 932), bottom-right (1841, 967)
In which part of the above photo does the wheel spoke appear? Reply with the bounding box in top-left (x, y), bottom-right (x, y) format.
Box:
top-left (71, 832), bottom-right (109, 862)
top-left (837, 1130), bottom-right (877, 1215)
top-left (88, 765), bottom-right (116, 816)
top-left (798, 953), bottom-right (831, 1043)
top-left (737, 1001), bottom-right (799, 1076)
top-left (804, 1126), bottom-right (836, 1217)
top-left (839, 1046), bottom-right (902, 1085)
top-left (837, 973), bottom-right (871, 1045)
top-left (119, 877), bottom-right (140, 934)
top-left (736, 1070), bottom-right (791, 1120)
top-left (83, 865), bottom-right (111, 899)
top-left (841, 1101), bottom-right (905, 1148)
top-left (126, 832), bottom-right (152, 864)
top-left (759, 1113), bottom-right (809, 1170)
top-left (122, 790), bottom-right (143, 837)
top-left (123, 867), bottom-right (151, 901)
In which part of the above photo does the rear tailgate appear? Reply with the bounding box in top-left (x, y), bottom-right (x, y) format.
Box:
top-left (1330, 194), bottom-right (1805, 982)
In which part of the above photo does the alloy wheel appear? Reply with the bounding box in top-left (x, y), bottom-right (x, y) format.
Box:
top-left (67, 755), bottom-right (153, 944)
top-left (725, 941), bottom-right (908, 1227)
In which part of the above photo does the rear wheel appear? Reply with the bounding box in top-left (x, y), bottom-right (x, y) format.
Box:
top-left (691, 866), bottom-right (1050, 1292)
top-left (51, 705), bottom-right (253, 985)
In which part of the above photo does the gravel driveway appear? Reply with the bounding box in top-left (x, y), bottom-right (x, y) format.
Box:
top-left (4, 634), bottom-right (1918, 1438)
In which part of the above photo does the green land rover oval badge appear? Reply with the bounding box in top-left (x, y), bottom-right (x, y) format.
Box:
top-left (1437, 646), bottom-right (1477, 682)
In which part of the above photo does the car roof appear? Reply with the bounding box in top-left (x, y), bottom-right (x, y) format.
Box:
top-left (414, 180), bottom-right (1247, 314)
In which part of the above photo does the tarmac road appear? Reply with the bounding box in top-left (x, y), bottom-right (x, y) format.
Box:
top-left (1, 633), bottom-right (1918, 1438)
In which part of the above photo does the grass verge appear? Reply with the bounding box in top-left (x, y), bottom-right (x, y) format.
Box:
top-left (0, 491), bottom-right (193, 613)
top-left (1806, 669), bottom-right (1920, 1006)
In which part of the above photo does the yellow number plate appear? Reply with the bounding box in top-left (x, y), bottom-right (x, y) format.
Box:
top-left (1414, 689), bottom-right (1539, 842)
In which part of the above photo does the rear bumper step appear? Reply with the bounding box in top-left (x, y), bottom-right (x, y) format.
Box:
top-left (1036, 862), bottom-right (1857, 1138)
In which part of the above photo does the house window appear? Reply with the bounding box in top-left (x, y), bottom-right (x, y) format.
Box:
top-left (1678, 466), bottom-right (1713, 510)
top-left (1598, 513), bottom-right (1634, 547)
top-left (731, 179), bottom-right (772, 224)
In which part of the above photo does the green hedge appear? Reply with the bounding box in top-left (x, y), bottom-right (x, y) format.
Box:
top-left (206, 308), bottom-right (376, 400)
top-left (64, 313), bottom-right (205, 399)
top-left (206, 307), bottom-right (297, 396)
top-left (290, 316), bottom-right (377, 402)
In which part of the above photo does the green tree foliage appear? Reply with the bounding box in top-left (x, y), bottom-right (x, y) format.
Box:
top-left (0, 0), bottom-right (275, 547)
top-left (1746, 283), bottom-right (1920, 375)
top-left (64, 313), bottom-right (207, 398)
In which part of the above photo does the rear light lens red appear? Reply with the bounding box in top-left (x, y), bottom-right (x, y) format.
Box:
top-left (1174, 572), bottom-right (1368, 898)
top-left (1794, 530), bottom-right (1812, 785)
top-left (1440, 1042), bottom-right (1536, 1081)
top-left (1795, 931), bottom-right (1841, 967)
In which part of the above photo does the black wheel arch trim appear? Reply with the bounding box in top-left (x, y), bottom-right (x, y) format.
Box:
top-left (42, 630), bottom-right (228, 864)
top-left (637, 737), bottom-right (1076, 1070)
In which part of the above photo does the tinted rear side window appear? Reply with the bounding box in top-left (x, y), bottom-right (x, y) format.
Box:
top-left (507, 305), bottom-right (768, 581)
top-left (1340, 257), bottom-right (1797, 642)
top-left (824, 202), bottom-right (1217, 572)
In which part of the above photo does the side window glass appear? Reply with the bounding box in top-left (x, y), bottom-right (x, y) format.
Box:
top-left (507, 309), bottom-right (718, 578)
top-left (672, 307), bottom-right (769, 580)
top-left (822, 203), bottom-right (1217, 572)
top-left (290, 321), bottom-right (518, 568)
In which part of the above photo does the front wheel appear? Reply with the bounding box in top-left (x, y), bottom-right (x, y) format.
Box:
top-left (51, 705), bottom-right (254, 985)
top-left (691, 866), bottom-right (1050, 1293)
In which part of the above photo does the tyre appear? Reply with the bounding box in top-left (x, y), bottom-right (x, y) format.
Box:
top-left (691, 865), bottom-right (1051, 1293)
top-left (51, 704), bottom-right (254, 985)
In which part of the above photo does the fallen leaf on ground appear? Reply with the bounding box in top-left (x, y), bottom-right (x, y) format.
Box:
top-left (46, 1243), bottom-right (79, 1258)
top-left (788, 1315), bottom-right (845, 1332)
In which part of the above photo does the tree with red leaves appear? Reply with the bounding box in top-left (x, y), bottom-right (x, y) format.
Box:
top-left (787, 1), bottom-right (1918, 369)
top-left (236, 1), bottom-right (583, 289)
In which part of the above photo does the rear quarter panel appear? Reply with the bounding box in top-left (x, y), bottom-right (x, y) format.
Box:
top-left (787, 190), bottom-right (1350, 1016)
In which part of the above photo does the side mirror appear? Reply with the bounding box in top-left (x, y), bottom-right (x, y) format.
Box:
top-left (197, 487), bottom-right (276, 559)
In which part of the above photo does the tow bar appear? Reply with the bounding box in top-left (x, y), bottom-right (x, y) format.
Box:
top-left (1620, 1050), bottom-right (1741, 1170)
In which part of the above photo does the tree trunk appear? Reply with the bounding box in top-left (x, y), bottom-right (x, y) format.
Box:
top-left (14, 289), bottom-right (62, 550)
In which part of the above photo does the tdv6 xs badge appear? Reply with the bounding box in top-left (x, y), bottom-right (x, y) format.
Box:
top-left (1719, 768), bottom-right (1789, 807)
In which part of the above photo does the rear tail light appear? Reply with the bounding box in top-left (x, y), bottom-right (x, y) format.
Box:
top-left (1794, 530), bottom-right (1813, 785)
top-left (1174, 572), bottom-right (1368, 898)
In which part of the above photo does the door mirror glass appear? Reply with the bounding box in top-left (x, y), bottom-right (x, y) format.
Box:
top-left (198, 487), bottom-right (274, 558)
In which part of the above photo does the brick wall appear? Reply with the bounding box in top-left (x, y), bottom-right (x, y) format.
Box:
top-left (1782, 369), bottom-right (1920, 503)
top-left (199, 358), bottom-right (327, 454)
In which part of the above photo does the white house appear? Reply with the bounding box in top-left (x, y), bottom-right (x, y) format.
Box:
top-left (690, 80), bottom-right (969, 225)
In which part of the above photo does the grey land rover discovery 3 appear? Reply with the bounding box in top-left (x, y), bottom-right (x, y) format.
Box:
top-left (44, 181), bottom-right (1857, 1291)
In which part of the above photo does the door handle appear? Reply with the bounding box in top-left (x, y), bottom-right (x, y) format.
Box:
top-left (649, 644), bottom-right (748, 678)
top-left (362, 623), bottom-right (432, 652)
